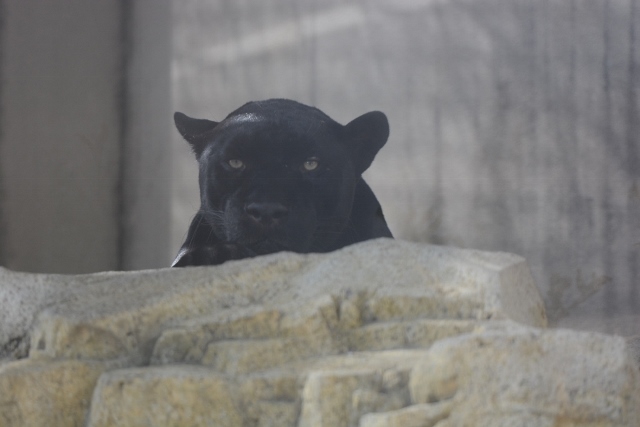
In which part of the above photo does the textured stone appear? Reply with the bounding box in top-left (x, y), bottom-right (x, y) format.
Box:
top-left (87, 350), bottom-right (422, 427)
top-left (86, 366), bottom-right (243, 427)
top-left (3, 239), bottom-right (633, 427)
top-left (0, 359), bottom-right (113, 427)
top-left (2, 239), bottom-right (545, 365)
top-left (78, 323), bottom-right (640, 427)
top-left (410, 328), bottom-right (640, 426)
top-left (295, 350), bottom-right (426, 427)
top-left (0, 268), bottom-right (78, 360)
top-left (359, 402), bottom-right (453, 427)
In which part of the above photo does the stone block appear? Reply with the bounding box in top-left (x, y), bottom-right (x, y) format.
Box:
top-left (201, 336), bottom-right (327, 374)
top-left (410, 328), bottom-right (640, 426)
top-left (86, 366), bottom-right (243, 427)
top-left (0, 359), bottom-right (111, 427)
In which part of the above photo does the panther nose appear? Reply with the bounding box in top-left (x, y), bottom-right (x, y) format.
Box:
top-left (245, 202), bottom-right (288, 226)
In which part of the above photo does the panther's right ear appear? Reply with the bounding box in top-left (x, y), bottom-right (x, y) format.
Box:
top-left (344, 111), bottom-right (389, 175)
top-left (174, 112), bottom-right (219, 158)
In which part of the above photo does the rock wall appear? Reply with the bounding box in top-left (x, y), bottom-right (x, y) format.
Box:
top-left (0, 239), bottom-right (638, 426)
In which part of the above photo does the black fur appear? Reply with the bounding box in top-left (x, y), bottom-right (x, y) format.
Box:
top-left (172, 99), bottom-right (392, 267)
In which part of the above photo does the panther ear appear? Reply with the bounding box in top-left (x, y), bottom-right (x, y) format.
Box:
top-left (174, 112), bottom-right (219, 158)
top-left (344, 111), bottom-right (389, 174)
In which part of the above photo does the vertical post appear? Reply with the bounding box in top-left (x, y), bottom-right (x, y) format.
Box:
top-left (0, 1), bottom-right (123, 273)
top-left (0, 0), bottom-right (172, 273)
top-left (121, 0), bottom-right (173, 270)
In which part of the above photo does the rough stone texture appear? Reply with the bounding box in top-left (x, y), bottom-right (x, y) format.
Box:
top-left (87, 366), bottom-right (244, 427)
top-left (0, 359), bottom-right (115, 427)
top-left (359, 402), bottom-right (453, 427)
top-left (0, 239), bottom-right (638, 426)
top-left (1, 238), bottom-right (546, 364)
top-left (0, 269), bottom-right (81, 360)
top-left (410, 328), bottom-right (640, 426)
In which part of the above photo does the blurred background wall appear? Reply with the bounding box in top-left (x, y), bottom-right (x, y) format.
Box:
top-left (0, 0), bottom-right (638, 335)
top-left (0, 0), bottom-right (171, 272)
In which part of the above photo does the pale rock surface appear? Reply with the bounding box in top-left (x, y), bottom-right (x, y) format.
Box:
top-left (0, 268), bottom-right (84, 360)
top-left (87, 365), bottom-right (245, 427)
top-left (1, 238), bottom-right (546, 364)
top-left (89, 350), bottom-right (423, 427)
top-left (410, 327), bottom-right (640, 426)
top-left (359, 402), bottom-right (453, 427)
top-left (0, 239), bottom-right (637, 426)
top-left (0, 358), bottom-right (118, 427)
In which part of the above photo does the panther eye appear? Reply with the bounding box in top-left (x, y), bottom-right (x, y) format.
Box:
top-left (302, 158), bottom-right (319, 171)
top-left (228, 159), bottom-right (244, 169)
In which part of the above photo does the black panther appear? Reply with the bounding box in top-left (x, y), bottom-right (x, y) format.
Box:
top-left (172, 99), bottom-right (392, 267)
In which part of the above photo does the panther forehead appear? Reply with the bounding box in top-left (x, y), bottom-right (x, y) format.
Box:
top-left (222, 113), bottom-right (264, 126)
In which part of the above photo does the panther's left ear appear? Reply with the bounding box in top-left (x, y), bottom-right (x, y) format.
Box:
top-left (344, 111), bottom-right (389, 174)
top-left (174, 112), bottom-right (219, 158)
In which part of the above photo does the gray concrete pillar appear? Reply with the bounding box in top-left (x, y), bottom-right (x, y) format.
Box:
top-left (0, 0), bottom-right (172, 273)
top-left (121, 0), bottom-right (173, 270)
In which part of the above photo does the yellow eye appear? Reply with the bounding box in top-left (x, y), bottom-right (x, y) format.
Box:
top-left (228, 159), bottom-right (244, 169)
top-left (303, 158), bottom-right (318, 171)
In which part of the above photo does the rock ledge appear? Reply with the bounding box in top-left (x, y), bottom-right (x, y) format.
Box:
top-left (0, 239), bottom-right (637, 426)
